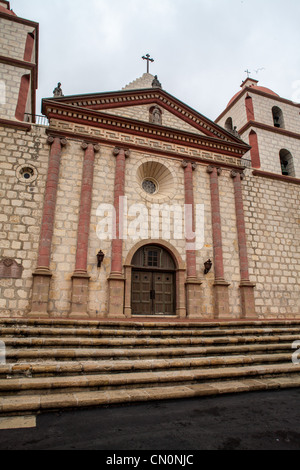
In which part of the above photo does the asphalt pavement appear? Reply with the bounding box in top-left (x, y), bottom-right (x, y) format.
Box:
top-left (0, 388), bottom-right (300, 451)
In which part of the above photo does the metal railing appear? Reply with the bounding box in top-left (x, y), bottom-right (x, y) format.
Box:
top-left (24, 113), bottom-right (49, 126)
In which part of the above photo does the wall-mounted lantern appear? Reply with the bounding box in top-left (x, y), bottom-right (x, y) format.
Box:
top-left (204, 259), bottom-right (212, 275)
top-left (97, 250), bottom-right (105, 268)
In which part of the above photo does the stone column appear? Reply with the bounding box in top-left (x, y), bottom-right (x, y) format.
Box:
top-left (70, 142), bottom-right (99, 318)
top-left (31, 135), bottom-right (67, 316)
top-left (231, 170), bottom-right (256, 318)
top-left (108, 147), bottom-right (130, 317)
top-left (207, 166), bottom-right (230, 318)
top-left (182, 161), bottom-right (202, 318)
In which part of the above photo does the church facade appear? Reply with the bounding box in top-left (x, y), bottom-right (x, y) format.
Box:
top-left (0, 1), bottom-right (299, 322)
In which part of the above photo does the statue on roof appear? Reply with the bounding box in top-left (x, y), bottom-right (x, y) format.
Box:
top-left (152, 75), bottom-right (162, 89)
top-left (53, 82), bottom-right (64, 98)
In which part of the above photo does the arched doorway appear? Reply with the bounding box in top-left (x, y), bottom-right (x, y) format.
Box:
top-left (131, 244), bottom-right (176, 316)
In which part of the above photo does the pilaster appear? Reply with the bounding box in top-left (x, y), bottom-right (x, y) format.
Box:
top-left (70, 142), bottom-right (100, 318)
top-left (30, 136), bottom-right (67, 317)
top-left (231, 170), bottom-right (256, 318)
top-left (182, 160), bottom-right (203, 318)
top-left (108, 147), bottom-right (130, 317)
top-left (207, 165), bottom-right (230, 318)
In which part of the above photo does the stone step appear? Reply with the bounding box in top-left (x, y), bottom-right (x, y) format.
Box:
top-left (1, 363), bottom-right (300, 397)
top-left (0, 353), bottom-right (293, 379)
top-left (0, 318), bottom-right (299, 417)
top-left (3, 342), bottom-right (294, 363)
top-left (1, 325), bottom-right (300, 338)
top-left (1, 375), bottom-right (300, 416)
top-left (1, 318), bottom-right (300, 331)
top-left (1, 333), bottom-right (299, 350)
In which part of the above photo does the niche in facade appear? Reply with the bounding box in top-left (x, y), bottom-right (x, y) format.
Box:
top-left (279, 149), bottom-right (295, 177)
top-left (272, 106), bottom-right (285, 129)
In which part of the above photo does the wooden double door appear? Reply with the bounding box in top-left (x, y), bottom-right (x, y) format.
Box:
top-left (132, 270), bottom-right (175, 316)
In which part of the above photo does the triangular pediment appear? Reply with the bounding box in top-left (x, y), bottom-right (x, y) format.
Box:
top-left (43, 85), bottom-right (245, 145)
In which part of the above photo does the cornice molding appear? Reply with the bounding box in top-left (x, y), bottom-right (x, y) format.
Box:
top-left (0, 55), bottom-right (36, 70)
top-left (44, 88), bottom-right (244, 145)
top-left (239, 120), bottom-right (300, 140)
top-left (252, 169), bottom-right (300, 185)
top-left (0, 118), bottom-right (31, 131)
top-left (0, 10), bottom-right (39, 28)
top-left (43, 100), bottom-right (250, 159)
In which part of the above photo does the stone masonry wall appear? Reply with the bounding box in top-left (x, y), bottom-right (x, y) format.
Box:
top-left (243, 171), bottom-right (300, 318)
top-left (0, 124), bottom-right (48, 317)
top-left (0, 17), bottom-right (34, 61)
top-left (0, 122), bottom-right (299, 319)
top-left (41, 136), bottom-right (242, 319)
top-left (0, 63), bottom-right (29, 121)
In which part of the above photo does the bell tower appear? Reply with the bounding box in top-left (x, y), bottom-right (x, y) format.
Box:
top-left (0, 1), bottom-right (39, 124)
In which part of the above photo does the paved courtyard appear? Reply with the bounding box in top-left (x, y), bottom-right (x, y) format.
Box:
top-left (0, 388), bottom-right (300, 451)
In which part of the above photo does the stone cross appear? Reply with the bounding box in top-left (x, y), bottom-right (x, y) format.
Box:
top-left (142, 54), bottom-right (154, 73)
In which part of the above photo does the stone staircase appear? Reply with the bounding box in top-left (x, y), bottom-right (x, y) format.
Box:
top-left (0, 318), bottom-right (300, 416)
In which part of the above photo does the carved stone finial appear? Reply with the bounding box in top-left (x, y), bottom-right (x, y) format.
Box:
top-left (152, 75), bottom-right (162, 88)
top-left (53, 82), bottom-right (64, 98)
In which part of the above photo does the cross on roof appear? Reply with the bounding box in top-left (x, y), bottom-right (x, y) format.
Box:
top-left (245, 69), bottom-right (251, 78)
top-left (142, 54), bottom-right (154, 74)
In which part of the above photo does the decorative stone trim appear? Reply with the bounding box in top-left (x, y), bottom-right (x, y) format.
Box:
top-left (136, 160), bottom-right (175, 203)
top-left (43, 102), bottom-right (250, 158)
top-left (16, 164), bottom-right (37, 184)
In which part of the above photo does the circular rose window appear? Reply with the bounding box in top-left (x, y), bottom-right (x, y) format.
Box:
top-left (136, 160), bottom-right (175, 202)
top-left (142, 179), bottom-right (158, 195)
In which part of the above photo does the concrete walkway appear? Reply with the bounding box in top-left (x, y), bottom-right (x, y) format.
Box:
top-left (0, 388), bottom-right (299, 450)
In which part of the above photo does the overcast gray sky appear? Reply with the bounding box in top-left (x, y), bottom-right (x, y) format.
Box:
top-left (11, 0), bottom-right (300, 120)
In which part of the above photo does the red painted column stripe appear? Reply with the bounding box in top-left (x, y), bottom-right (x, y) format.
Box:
top-left (23, 32), bottom-right (35, 62)
top-left (75, 142), bottom-right (99, 273)
top-left (207, 166), bottom-right (225, 281)
top-left (111, 147), bottom-right (129, 275)
top-left (249, 130), bottom-right (261, 169)
top-left (182, 161), bottom-right (197, 279)
top-left (231, 171), bottom-right (250, 281)
top-left (15, 74), bottom-right (30, 121)
top-left (37, 136), bottom-right (66, 269)
top-left (245, 94), bottom-right (255, 121)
